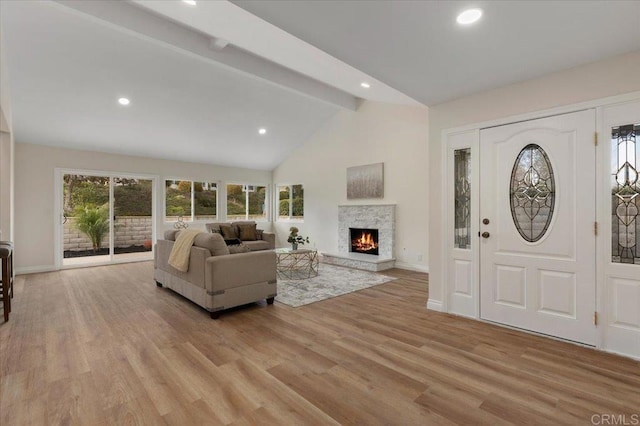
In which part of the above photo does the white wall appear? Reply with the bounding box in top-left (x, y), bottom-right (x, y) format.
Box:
top-left (273, 101), bottom-right (429, 271)
top-left (0, 108), bottom-right (9, 132)
top-left (14, 143), bottom-right (272, 272)
top-left (428, 50), bottom-right (640, 305)
top-left (0, 107), bottom-right (14, 242)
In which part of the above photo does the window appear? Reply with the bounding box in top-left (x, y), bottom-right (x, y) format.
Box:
top-left (165, 180), bottom-right (217, 221)
top-left (509, 144), bottom-right (555, 243)
top-left (226, 184), bottom-right (268, 221)
top-left (165, 180), bottom-right (191, 221)
top-left (277, 184), bottom-right (304, 220)
top-left (194, 182), bottom-right (217, 220)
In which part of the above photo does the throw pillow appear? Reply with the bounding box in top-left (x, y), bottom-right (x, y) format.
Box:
top-left (255, 229), bottom-right (264, 239)
top-left (219, 224), bottom-right (238, 240)
top-left (227, 242), bottom-right (250, 254)
top-left (224, 238), bottom-right (242, 246)
top-left (205, 223), bottom-right (222, 234)
top-left (238, 223), bottom-right (257, 241)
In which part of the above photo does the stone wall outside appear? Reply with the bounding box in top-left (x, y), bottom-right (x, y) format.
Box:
top-left (64, 216), bottom-right (152, 251)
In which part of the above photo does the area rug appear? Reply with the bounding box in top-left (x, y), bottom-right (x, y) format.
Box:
top-left (275, 264), bottom-right (396, 307)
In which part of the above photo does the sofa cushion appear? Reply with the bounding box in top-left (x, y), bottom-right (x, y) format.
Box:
top-left (193, 233), bottom-right (230, 256)
top-left (242, 240), bottom-right (271, 251)
top-left (219, 224), bottom-right (238, 240)
top-left (227, 241), bottom-right (250, 254)
top-left (238, 223), bottom-right (258, 241)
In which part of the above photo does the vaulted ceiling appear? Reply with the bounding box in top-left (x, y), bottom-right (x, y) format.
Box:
top-left (232, 0), bottom-right (640, 105)
top-left (1, 0), bottom-right (638, 170)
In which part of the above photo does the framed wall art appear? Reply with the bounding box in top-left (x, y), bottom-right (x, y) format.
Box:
top-left (347, 162), bottom-right (384, 199)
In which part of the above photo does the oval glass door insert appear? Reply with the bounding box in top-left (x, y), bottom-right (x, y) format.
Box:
top-left (510, 144), bottom-right (556, 242)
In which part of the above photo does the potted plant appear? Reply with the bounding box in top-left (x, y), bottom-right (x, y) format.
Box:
top-left (287, 226), bottom-right (310, 250)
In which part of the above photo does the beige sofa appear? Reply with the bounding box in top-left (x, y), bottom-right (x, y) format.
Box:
top-left (205, 221), bottom-right (275, 251)
top-left (154, 230), bottom-right (277, 319)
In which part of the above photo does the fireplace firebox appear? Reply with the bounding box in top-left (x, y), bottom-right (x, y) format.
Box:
top-left (350, 228), bottom-right (379, 255)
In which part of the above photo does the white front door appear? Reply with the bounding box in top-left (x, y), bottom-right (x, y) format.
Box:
top-left (479, 110), bottom-right (597, 345)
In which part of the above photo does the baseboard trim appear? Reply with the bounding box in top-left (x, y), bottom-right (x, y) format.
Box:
top-left (394, 261), bottom-right (429, 273)
top-left (602, 348), bottom-right (640, 361)
top-left (426, 299), bottom-right (443, 312)
top-left (17, 265), bottom-right (58, 275)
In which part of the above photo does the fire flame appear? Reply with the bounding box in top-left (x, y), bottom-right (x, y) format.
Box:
top-left (352, 231), bottom-right (378, 251)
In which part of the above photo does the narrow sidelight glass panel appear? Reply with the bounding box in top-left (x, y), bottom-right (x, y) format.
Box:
top-left (611, 123), bottom-right (640, 264)
top-left (510, 144), bottom-right (555, 243)
top-left (454, 148), bottom-right (471, 249)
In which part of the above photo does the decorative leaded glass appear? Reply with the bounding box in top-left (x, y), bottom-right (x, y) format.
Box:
top-left (611, 123), bottom-right (640, 264)
top-left (454, 148), bottom-right (471, 249)
top-left (510, 144), bottom-right (555, 242)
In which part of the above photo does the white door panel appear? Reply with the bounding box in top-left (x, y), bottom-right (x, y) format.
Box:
top-left (480, 110), bottom-right (597, 345)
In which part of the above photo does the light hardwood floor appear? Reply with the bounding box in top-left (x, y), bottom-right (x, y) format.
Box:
top-left (1, 262), bottom-right (638, 425)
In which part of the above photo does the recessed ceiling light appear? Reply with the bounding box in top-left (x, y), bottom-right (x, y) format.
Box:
top-left (457, 8), bottom-right (483, 25)
top-left (258, 128), bottom-right (267, 135)
top-left (118, 97), bottom-right (130, 106)
top-left (360, 82), bottom-right (371, 89)
top-left (183, 0), bottom-right (197, 6)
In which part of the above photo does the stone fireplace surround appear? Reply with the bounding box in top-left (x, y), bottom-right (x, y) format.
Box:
top-left (323, 204), bottom-right (396, 271)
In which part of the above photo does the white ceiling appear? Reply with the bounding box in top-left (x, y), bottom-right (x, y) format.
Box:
top-left (0, 1), bottom-right (346, 170)
top-left (1, 0), bottom-right (639, 170)
top-left (231, 0), bottom-right (640, 105)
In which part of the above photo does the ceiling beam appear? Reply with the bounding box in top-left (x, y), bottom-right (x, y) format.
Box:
top-left (209, 37), bottom-right (230, 52)
top-left (53, 0), bottom-right (358, 111)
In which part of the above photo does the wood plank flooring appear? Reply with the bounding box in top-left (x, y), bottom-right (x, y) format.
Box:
top-left (1, 262), bottom-right (638, 425)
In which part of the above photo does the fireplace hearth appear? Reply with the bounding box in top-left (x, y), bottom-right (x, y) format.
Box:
top-left (350, 228), bottom-right (379, 255)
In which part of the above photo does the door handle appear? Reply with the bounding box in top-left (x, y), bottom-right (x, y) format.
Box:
top-left (481, 232), bottom-right (490, 239)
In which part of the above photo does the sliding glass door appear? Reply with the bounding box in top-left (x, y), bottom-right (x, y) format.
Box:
top-left (59, 171), bottom-right (155, 267)
top-left (62, 174), bottom-right (111, 265)
top-left (113, 178), bottom-right (153, 261)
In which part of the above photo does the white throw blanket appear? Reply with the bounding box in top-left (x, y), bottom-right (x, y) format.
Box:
top-left (168, 229), bottom-right (203, 272)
